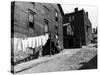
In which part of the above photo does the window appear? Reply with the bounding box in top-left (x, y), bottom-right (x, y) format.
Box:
top-left (28, 9), bottom-right (34, 29)
top-left (44, 19), bottom-right (49, 33)
top-left (55, 10), bottom-right (58, 22)
top-left (55, 25), bottom-right (58, 35)
top-left (69, 16), bottom-right (74, 22)
top-left (66, 25), bottom-right (74, 36)
top-left (72, 16), bottom-right (74, 20)
top-left (69, 16), bottom-right (72, 22)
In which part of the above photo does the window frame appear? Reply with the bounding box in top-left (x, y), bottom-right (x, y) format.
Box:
top-left (43, 19), bottom-right (49, 33)
top-left (55, 10), bottom-right (59, 22)
top-left (28, 9), bottom-right (35, 29)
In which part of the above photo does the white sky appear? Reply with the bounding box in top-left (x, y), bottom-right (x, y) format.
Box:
top-left (61, 4), bottom-right (98, 28)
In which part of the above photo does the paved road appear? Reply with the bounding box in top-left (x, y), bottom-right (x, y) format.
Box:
top-left (16, 47), bottom-right (97, 74)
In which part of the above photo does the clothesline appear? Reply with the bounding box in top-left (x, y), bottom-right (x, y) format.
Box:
top-left (13, 34), bottom-right (49, 52)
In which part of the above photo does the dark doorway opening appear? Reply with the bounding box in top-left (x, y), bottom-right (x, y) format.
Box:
top-left (63, 37), bottom-right (74, 49)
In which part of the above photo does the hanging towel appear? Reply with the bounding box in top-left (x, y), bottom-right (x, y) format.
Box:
top-left (28, 38), bottom-right (33, 48)
top-left (22, 38), bottom-right (28, 52)
top-left (32, 37), bottom-right (35, 48)
top-left (40, 35), bottom-right (43, 46)
top-left (34, 37), bottom-right (37, 48)
top-left (41, 35), bottom-right (45, 46)
top-left (44, 34), bottom-right (48, 45)
top-left (22, 39), bottom-right (25, 52)
top-left (37, 36), bottom-right (40, 47)
top-left (36, 36), bottom-right (39, 47)
top-left (15, 38), bottom-right (23, 51)
top-left (38, 36), bottom-right (42, 47)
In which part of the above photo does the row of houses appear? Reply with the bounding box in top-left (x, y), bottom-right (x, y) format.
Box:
top-left (11, 1), bottom-right (93, 65)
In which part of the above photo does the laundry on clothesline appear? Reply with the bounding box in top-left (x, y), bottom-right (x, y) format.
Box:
top-left (13, 33), bottom-right (49, 52)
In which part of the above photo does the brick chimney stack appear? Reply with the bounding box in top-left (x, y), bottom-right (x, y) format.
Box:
top-left (75, 7), bottom-right (78, 12)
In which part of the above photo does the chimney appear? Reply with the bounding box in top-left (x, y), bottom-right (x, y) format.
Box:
top-left (75, 8), bottom-right (78, 12)
top-left (86, 12), bottom-right (88, 17)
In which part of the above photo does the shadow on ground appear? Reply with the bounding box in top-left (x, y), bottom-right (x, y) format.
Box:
top-left (79, 55), bottom-right (97, 70)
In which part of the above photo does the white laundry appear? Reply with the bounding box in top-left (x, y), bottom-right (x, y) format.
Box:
top-left (17, 38), bottom-right (23, 51)
top-left (34, 37), bottom-right (37, 48)
top-left (39, 36), bottom-right (43, 47)
top-left (22, 38), bottom-right (28, 52)
top-left (32, 37), bottom-right (35, 48)
top-left (41, 35), bottom-right (45, 46)
top-left (13, 33), bottom-right (49, 53)
top-left (40, 35), bottom-right (44, 46)
top-left (13, 38), bottom-right (23, 52)
top-left (45, 33), bottom-right (49, 41)
top-left (45, 34), bottom-right (49, 45)
top-left (36, 37), bottom-right (38, 47)
top-left (28, 38), bottom-right (33, 48)
top-left (40, 37), bottom-right (43, 46)
top-left (36, 36), bottom-right (39, 47)
top-left (38, 36), bottom-right (40, 47)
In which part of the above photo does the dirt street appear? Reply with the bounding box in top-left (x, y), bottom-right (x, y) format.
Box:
top-left (16, 47), bottom-right (97, 74)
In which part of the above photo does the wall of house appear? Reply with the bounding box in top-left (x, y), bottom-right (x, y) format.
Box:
top-left (74, 10), bottom-right (86, 45)
top-left (12, 1), bottom-right (63, 41)
top-left (63, 8), bottom-right (92, 48)
top-left (83, 12), bottom-right (93, 45)
top-left (11, 1), bottom-right (63, 57)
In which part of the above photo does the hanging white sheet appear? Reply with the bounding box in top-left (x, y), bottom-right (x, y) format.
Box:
top-left (13, 33), bottom-right (49, 52)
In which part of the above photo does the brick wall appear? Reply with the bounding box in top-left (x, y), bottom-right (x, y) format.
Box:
top-left (11, 1), bottom-right (63, 58)
top-left (63, 8), bottom-right (92, 48)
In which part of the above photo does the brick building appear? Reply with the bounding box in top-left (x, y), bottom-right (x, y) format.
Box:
top-left (11, 1), bottom-right (64, 64)
top-left (63, 8), bottom-right (93, 48)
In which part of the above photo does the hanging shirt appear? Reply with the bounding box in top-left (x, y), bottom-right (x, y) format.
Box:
top-left (17, 38), bottom-right (23, 51)
top-left (28, 38), bottom-right (33, 48)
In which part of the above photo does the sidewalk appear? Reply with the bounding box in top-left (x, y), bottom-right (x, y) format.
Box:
top-left (14, 48), bottom-right (81, 73)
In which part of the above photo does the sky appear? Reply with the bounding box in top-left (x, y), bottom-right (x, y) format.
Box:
top-left (61, 4), bottom-right (98, 29)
